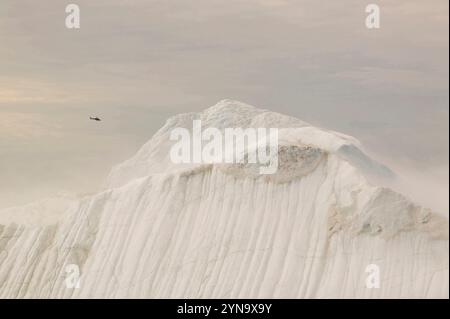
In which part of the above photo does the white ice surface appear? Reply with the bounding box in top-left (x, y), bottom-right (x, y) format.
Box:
top-left (0, 100), bottom-right (448, 298)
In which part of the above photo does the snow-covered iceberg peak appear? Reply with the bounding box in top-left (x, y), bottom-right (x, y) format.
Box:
top-left (107, 99), bottom-right (394, 189)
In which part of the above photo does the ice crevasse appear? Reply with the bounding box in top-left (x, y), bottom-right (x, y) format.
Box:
top-left (0, 100), bottom-right (448, 298)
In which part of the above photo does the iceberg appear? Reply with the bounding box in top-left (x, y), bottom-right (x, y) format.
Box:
top-left (0, 100), bottom-right (448, 298)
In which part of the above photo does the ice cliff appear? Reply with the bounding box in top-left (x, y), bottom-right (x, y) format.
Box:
top-left (0, 100), bottom-right (448, 298)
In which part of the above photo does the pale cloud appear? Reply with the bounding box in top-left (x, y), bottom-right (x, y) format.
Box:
top-left (331, 67), bottom-right (447, 92)
top-left (0, 112), bottom-right (59, 139)
top-left (0, 78), bottom-right (71, 104)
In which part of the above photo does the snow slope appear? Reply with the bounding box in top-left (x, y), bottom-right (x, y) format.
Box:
top-left (0, 100), bottom-right (448, 298)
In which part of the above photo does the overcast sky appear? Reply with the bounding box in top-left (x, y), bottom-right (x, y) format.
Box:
top-left (0, 0), bottom-right (448, 211)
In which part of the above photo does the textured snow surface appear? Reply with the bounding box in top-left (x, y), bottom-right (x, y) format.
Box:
top-left (0, 100), bottom-right (448, 298)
